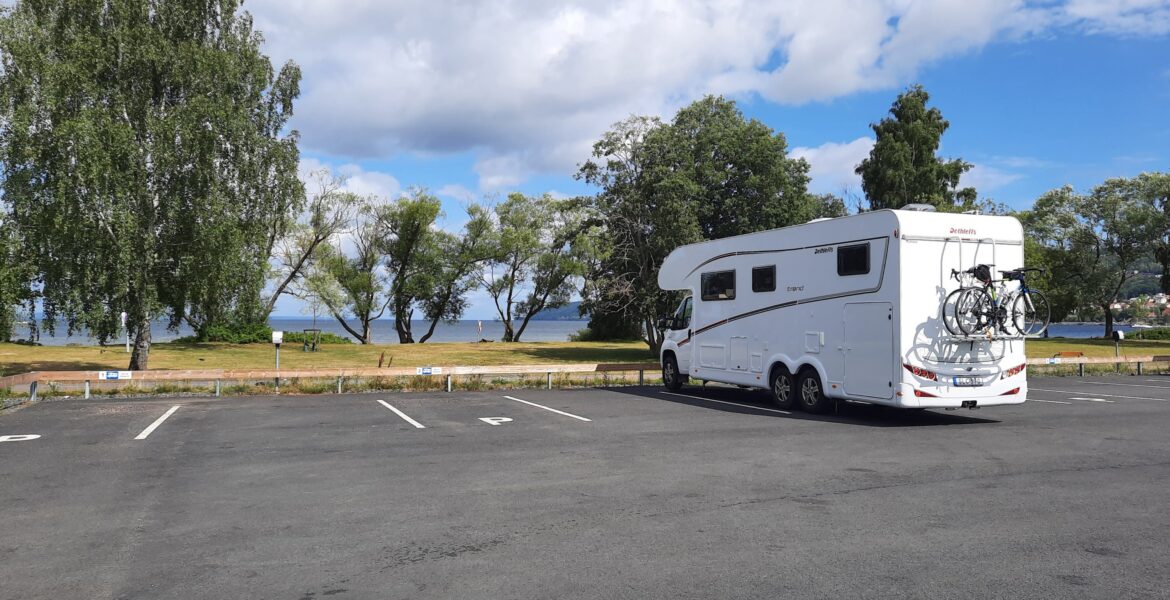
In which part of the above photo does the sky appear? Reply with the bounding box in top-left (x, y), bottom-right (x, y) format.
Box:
top-left (246, 0), bottom-right (1170, 318)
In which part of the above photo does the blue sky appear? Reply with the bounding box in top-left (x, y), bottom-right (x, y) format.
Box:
top-left (250, 0), bottom-right (1170, 318)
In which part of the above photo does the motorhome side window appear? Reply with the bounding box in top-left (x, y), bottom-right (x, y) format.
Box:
top-left (751, 266), bottom-right (776, 292)
top-left (837, 243), bottom-right (870, 276)
top-left (701, 270), bottom-right (736, 301)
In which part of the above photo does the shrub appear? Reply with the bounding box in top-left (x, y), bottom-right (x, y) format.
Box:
top-left (1129, 327), bottom-right (1170, 341)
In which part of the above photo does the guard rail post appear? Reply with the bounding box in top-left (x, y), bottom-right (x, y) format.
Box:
top-left (546, 372), bottom-right (552, 390)
top-left (638, 369), bottom-right (644, 386)
top-left (215, 379), bottom-right (221, 397)
top-left (446, 374), bottom-right (452, 392)
top-left (29, 380), bottom-right (37, 403)
top-left (84, 380), bottom-right (91, 399)
top-left (1078, 363), bottom-right (1085, 377)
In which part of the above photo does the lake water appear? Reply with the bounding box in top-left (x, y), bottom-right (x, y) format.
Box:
top-left (16, 318), bottom-right (592, 346)
top-left (10, 319), bottom-right (1143, 346)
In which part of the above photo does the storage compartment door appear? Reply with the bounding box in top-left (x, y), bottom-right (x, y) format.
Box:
top-left (844, 303), bottom-right (894, 399)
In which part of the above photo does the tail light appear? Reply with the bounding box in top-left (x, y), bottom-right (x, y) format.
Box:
top-left (913, 389), bottom-right (937, 397)
top-left (903, 363), bottom-right (937, 381)
top-left (1001, 387), bottom-right (1020, 395)
top-left (1001, 364), bottom-right (1027, 379)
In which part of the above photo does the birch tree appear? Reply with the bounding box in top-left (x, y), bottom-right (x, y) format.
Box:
top-left (0, 0), bottom-right (302, 367)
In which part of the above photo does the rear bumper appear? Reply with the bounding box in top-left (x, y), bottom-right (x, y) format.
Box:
top-left (895, 381), bottom-right (1028, 408)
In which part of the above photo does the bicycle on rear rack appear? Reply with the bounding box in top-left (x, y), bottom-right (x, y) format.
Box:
top-left (945, 265), bottom-right (1050, 337)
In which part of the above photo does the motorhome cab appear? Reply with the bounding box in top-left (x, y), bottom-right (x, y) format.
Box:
top-left (657, 207), bottom-right (1029, 412)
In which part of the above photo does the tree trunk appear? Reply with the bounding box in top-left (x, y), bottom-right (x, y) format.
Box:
top-left (129, 318), bottom-right (152, 370)
top-left (395, 313), bottom-right (415, 344)
top-left (1160, 251), bottom-right (1170, 295)
top-left (1102, 302), bottom-right (1115, 339)
top-left (419, 317), bottom-right (441, 343)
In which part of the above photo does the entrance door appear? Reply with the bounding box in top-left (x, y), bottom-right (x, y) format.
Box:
top-left (844, 302), bottom-right (894, 399)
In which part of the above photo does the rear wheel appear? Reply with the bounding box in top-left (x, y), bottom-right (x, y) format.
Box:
top-left (662, 355), bottom-right (685, 391)
top-left (769, 366), bottom-right (796, 410)
top-left (797, 369), bottom-right (831, 414)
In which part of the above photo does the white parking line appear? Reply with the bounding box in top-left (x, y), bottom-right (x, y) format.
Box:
top-left (503, 395), bottom-right (592, 422)
top-left (661, 391), bottom-right (792, 415)
top-left (1030, 399), bottom-right (1072, 405)
top-left (1083, 381), bottom-right (1170, 391)
top-left (135, 405), bottom-right (181, 440)
top-left (377, 400), bottom-right (426, 429)
top-left (1068, 397), bottom-right (1115, 403)
top-left (1031, 388), bottom-right (1169, 402)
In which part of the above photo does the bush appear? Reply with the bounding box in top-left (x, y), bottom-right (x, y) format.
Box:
top-left (283, 330), bottom-right (352, 345)
top-left (1129, 327), bottom-right (1170, 341)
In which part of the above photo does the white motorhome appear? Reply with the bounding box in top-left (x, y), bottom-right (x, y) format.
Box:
top-left (657, 208), bottom-right (1029, 412)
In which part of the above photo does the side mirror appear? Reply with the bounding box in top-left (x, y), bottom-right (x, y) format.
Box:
top-left (656, 317), bottom-right (670, 330)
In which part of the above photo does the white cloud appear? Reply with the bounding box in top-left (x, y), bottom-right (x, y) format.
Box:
top-left (960, 163), bottom-right (1024, 192)
top-left (436, 184), bottom-right (477, 203)
top-left (299, 158), bottom-right (401, 199)
top-left (791, 137), bottom-right (873, 194)
top-left (250, 1), bottom-right (1167, 189)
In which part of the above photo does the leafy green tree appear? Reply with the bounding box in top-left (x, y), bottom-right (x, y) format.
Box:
top-left (266, 169), bottom-right (360, 318)
top-left (578, 98), bottom-right (814, 352)
top-left (482, 193), bottom-right (590, 342)
top-left (856, 85), bottom-right (975, 210)
top-left (417, 204), bottom-right (494, 343)
top-left (312, 209), bottom-right (388, 344)
top-left (1025, 181), bottom-right (1162, 337)
top-left (375, 189), bottom-right (445, 344)
top-left (654, 96), bottom-right (813, 239)
top-left (1126, 172), bottom-right (1170, 294)
top-left (0, 0), bottom-right (302, 368)
top-left (0, 211), bottom-right (32, 342)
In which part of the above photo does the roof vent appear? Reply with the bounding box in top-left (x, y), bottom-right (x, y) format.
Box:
top-left (901, 203), bottom-right (937, 212)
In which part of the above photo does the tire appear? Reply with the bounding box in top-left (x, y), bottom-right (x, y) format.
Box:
top-left (769, 366), bottom-right (796, 410)
top-left (662, 354), bottom-right (685, 391)
top-left (957, 288), bottom-right (992, 336)
top-left (942, 288), bottom-right (969, 335)
top-left (797, 369), bottom-right (831, 414)
top-left (1012, 290), bottom-right (1051, 336)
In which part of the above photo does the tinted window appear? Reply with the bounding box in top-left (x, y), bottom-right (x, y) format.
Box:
top-left (837, 243), bottom-right (870, 276)
top-left (752, 266), bottom-right (776, 292)
top-left (701, 270), bottom-right (736, 301)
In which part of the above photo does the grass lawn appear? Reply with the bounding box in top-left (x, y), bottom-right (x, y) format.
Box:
top-left (3, 337), bottom-right (1170, 377)
top-left (0, 340), bottom-right (655, 377)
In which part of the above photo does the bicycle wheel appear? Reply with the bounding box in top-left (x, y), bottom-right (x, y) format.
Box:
top-left (942, 288), bottom-right (970, 335)
top-left (956, 288), bottom-right (991, 335)
top-left (1012, 289), bottom-right (1050, 336)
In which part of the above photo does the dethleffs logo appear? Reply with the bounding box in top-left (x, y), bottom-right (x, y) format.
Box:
top-left (949, 227), bottom-right (977, 235)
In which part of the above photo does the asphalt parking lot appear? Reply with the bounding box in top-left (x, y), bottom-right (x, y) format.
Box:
top-left (2, 376), bottom-right (1169, 600)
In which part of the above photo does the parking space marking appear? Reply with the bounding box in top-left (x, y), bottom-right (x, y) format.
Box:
top-left (479, 417), bottom-right (513, 426)
top-left (376, 400), bottom-right (426, 429)
top-left (1029, 399), bottom-right (1072, 404)
top-left (0, 434), bottom-right (41, 442)
top-left (660, 391), bottom-right (792, 415)
top-left (134, 405), bottom-right (181, 440)
top-left (503, 396), bottom-right (591, 422)
top-left (1031, 388), bottom-right (1168, 402)
top-left (1083, 381), bottom-right (1170, 391)
top-left (1068, 397), bottom-right (1115, 403)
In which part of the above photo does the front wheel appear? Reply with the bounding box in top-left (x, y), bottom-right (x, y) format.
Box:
top-left (770, 366), bottom-right (796, 409)
top-left (1012, 290), bottom-right (1051, 336)
top-left (662, 355), bottom-right (686, 391)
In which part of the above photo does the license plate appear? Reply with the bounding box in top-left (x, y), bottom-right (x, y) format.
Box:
top-left (952, 376), bottom-right (981, 387)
